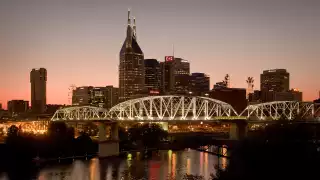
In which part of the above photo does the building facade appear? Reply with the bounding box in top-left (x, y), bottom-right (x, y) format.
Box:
top-left (209, 88), bottom-right (247, 114)
top-left (72, 86), bottom-right (119, 109)
top-left (160, 56), bottom-right (190, 95)
top-left (189, 73), bottom-right (210, 96)
top-left (72, 86), bottom-right (93, 106)
top-left (7, 100), bottom-right (29, 116)
top-left (119, 10), bottom-right (144, 102)
top-left (105, 86), bottom-right (119, 109)
top-left (144, 59), bottom-right (161, 94)
top-left (260, 69), bottom-right (289, 92)
top-left (30, 68), bottom-right (47, 113)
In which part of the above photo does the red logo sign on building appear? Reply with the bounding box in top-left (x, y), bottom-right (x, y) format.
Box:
top-left (165, 56), bottom-right (174, 62)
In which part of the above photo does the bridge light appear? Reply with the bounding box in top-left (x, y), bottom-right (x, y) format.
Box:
top-left (200, 121), bottom-right (203, 125)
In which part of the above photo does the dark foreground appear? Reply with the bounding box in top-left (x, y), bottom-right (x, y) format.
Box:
top-left (0, 149), bottom-right (224, 180)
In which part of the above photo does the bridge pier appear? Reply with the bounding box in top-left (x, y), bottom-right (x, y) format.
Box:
top-left (98, 122), bottom-right (119, 158)
top-left (229, 120), bottom-right (248, 140)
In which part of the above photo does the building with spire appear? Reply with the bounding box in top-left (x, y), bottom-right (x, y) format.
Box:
top-left (119, 9), bottom-right (145, 102)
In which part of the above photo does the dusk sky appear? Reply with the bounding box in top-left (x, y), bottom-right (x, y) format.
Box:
top-left (1, 0), bottom-right (319, 109)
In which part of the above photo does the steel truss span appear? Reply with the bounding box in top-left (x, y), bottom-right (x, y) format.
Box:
top-left (240, 101), bottom-right (319, 120)
top-left (107, 96), bottom-right (238, 121)
top-left (51, 106), bottom-right (109, 121)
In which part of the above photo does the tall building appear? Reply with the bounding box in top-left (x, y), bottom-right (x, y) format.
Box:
top-left (105, 86), bottom-right (119, 109)
top-left (189, 73), bottom-right (210, 96)
top-left (30, 68), bottom-right (47, 113)
top-left (160, 56), bottom-right (190, 95)
top-left (145, 59), bottom-right (161, 94)
top-left (119, 10), bottom-right (144, 102)
top-left (7, 100), bottom-right (29, 116)
top-left (260, 69), bottom-right (289, 92)
top-left (0, 103), bottom-right (2, 110)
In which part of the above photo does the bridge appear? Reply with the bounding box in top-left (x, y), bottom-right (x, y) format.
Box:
top-left (51, 96), bottom-right (320, 121)
top-left (50, 95), bottom-right (320, 158)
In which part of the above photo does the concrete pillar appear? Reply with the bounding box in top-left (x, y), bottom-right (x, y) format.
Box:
top-left (98, 123), bottom-right (107, 141)
top-left (98, 122), bottom-right (119, 158)
top-left (111, 122), bottom-right (119, 140)
top-left (229, 120), bottom-right (248, 140)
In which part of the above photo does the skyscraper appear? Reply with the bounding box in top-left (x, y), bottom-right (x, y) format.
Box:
top-left (189, 73), bottom-right (210, 96)
top-left (260, 69), bottom-right (289, 92)
top-left (260, 69), bottom-right (290, 102)
top-left (160, 57), bottom-right (190, 95)
top-left (30, 68), bottom-right (47, 113)
top-left (144, 59), bottom-right (161, 94)
top-left (119, 10), bottom-right (144, 102)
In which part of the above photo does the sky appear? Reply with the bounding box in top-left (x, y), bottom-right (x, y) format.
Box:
top-left (0, 0), bottom-right (319, 109)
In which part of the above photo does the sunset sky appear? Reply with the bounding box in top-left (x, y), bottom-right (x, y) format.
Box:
top-left (1, 0), bottom-right (319, 109)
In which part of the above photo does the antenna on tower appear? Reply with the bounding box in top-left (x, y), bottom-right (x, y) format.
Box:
top-left (173, 44), bottom-right (175, 57)
top-left (68, 84), bottom-right (76, 105)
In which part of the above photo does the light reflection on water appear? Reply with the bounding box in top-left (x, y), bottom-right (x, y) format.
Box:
top-left (36, 149), bottom-right (225, 180)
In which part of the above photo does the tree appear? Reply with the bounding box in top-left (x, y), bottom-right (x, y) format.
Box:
top-left (7, 125), bottom-right (19, 137)
top-left (213, 122), bottom-right (320, 180)
top-left (128, 123), bottom-right (168, 148)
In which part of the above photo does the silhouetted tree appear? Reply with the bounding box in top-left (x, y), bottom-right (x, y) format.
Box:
top-left (213, 122), bottom-right (320, 180)
top-left (75, 132), bottom-right (94, 155)
top-left (129, 124), bottom-right (168, 148)
top-left (7, 125), bottom-right (19, 137)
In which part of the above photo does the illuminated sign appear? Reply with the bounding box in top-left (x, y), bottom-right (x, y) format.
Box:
top-left (149, 90), bottom-right (160, 94)
top-left (165, 56), bottom-right (174, 62)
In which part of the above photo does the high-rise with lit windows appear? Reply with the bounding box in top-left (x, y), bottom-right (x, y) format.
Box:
top-left (119, 10), bottom-right (144, 102)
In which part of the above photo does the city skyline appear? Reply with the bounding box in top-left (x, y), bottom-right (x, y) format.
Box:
top-left (1, 0), bottom-right (320, 109)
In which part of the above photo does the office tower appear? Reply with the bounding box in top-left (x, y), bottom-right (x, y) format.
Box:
top-left (161, 57), bottom-right (190, 95)
top-left (105, 86), bottom-right (119, 109)
top-left (145, 59), bottom-right (161, 94)
top-left (189, 73), bottom-right (210, 96)
top-left (160, 56), bottom-right (175, 94)
top-left (260, 69), bottom-right (290, 102)
top-left (30, 68), bottom-right (47, 113)
top-left (91, 87), bottom-right (108, 108)
top-left (119, 10), bottom-right (144, 102)
top-left (260, 69), bottom-right (289, 92)
top-left (7, 100), bottom-right (29, 116)
top-left (72, 86), bottom-right (94, 106)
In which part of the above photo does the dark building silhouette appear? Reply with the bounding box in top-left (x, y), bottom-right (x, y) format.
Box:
top-left (189, 73), bottom-right (210, 96)
top-left (209, 88), bottom-right (247, 114)
top-left (105, 86), bottom-right (119, 109)
top-left (119, 10), bottom-right (144, 102)
top-left (144, 59), bottom-right (161, 94)
top-left (260, 69), bottom-right (289, 92)
top-left (160, 57), bottom-right (190, 95)
top-left (30, 68), bottom-right (47, 113)
top-left (7, 100), bottom-right (29, 116)
top-left (260, 69), bottom-right (289, 102)
top-left (72, 86), bottom-right (93, 106)
top-left (46, 104), bottom-right (64, 115)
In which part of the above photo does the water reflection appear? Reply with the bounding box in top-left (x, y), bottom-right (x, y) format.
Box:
top-left (37, 149), bottom-right (222, 180)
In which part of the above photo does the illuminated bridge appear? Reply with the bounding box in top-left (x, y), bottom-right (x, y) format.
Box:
top-left (51, 96), bottom-right (320, 121)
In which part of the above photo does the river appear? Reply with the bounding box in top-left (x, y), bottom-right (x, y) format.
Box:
top-left (0, 149), bottom-right (228, 180)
